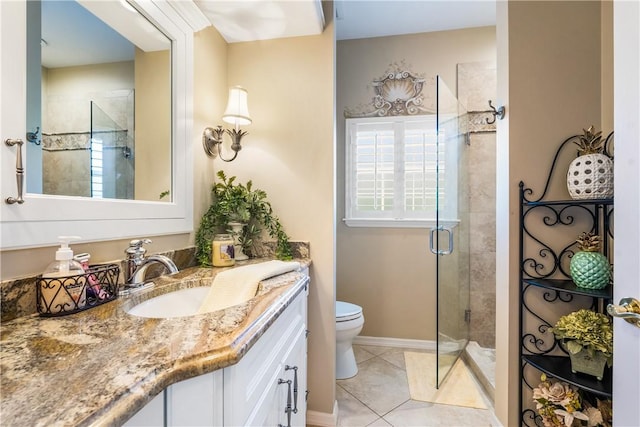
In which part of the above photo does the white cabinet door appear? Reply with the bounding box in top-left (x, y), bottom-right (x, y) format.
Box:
top-left (123, 392), bottom-right (164, 427)
top-left (224, 287), bottom-right (307, 426)
top-left (166, 370), bottom-right (223, 426)
top-left (250, 327), bottom-right (307, 427)
top-left (279, 326), bottom-right (307, 427)
top-left (289, 331), bottom-right (308, 427)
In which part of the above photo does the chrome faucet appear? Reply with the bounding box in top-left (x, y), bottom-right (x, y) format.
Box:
top-left (124, 239), bottom-right (178, 288)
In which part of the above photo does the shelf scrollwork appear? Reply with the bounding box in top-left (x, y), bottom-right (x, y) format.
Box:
top-left (518, 131), bottom-right (614, 426)
top-left (521, 201), bottom-right (601, 281)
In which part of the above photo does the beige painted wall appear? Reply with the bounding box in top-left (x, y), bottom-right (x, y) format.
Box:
top-left (600, 0), bottom-right (613, 131)
top-left (336, 27), bottom-right (495, 341)
top-left (495, 1), bottom-right (605, 425)
top-left (202, 6), bottom-right (336, 415)
top-left (135, 49), bottom-right (171, 201)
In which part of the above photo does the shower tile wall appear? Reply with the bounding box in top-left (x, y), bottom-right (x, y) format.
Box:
top-left (42, 90), bottom-right (133, 198)
top-left (458, 61), bottom-right (497, 348)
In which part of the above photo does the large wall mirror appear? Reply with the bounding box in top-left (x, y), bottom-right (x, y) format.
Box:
top-left (0, 0), bottom-right (194, 250)
top-left (28, 0), bottom-right (172, 202)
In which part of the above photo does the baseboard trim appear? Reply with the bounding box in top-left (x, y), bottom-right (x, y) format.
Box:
top-left (306, 400), bottom-right (338, 427)
top-left (353, 336), bottom-right (436, 351)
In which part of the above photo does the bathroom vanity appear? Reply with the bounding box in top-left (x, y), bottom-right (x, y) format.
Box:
top-left (126, 273), bottom-right (308, 426)
top-left (0, 262), bottom-right (310, 426)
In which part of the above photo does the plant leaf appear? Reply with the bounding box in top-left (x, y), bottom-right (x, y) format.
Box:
top-left (566, 340), bottom-right (584, 354)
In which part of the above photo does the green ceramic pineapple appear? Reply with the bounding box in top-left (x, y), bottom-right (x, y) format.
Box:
top-left (570, 232), bottom-right (611, 289)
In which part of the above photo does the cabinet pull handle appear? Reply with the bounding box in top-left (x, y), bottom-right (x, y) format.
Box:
top-left (278, 379), bottom-right (292, 427)
top-left (286, 365), bottom-right (298, 413)
top-left (5, 138), bottom-right (25, 205)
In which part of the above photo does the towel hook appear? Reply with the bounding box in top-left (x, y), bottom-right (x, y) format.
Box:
top-left (26, 126), bottom-right (41, 145)
top-left (486, 100), bottom-right (505, 124)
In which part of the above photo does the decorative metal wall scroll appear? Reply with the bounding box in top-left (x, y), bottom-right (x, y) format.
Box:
top-left (344, 63), bottom-right (435, 118)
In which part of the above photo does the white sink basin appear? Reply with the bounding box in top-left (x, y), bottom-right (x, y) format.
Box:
top-left (126, 287), bottom-right (213, 319)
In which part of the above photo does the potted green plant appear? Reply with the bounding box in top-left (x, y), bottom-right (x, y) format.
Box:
top-left (195, 171), bottom-right (293, 266)
top-left (552, 309), bottom-right (613, 380)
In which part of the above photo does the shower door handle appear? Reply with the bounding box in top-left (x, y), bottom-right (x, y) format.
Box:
top-left (429, 226), bottom-right (454, 255)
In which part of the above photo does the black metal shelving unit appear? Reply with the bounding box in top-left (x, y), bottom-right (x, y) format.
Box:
top-left (518, 133), bottom-right (614, 426)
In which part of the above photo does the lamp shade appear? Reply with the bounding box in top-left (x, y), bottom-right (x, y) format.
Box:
top-left (222, 86), bottom-right (252, 126)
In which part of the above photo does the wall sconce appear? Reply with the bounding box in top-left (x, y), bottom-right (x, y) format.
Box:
top-left (203, 86), bottom-right (252, 162)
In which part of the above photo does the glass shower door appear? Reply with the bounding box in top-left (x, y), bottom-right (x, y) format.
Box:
top-left (90, 100), bottom-right (134, 199)
top-left (433, 75), bottom-right (470, 387)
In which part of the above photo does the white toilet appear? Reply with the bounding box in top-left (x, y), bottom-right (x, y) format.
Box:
top-left (335, 301), bottom-right (365, 379)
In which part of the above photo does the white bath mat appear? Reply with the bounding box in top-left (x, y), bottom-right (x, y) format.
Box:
top-left (404, 351), bottom-right (488, 409)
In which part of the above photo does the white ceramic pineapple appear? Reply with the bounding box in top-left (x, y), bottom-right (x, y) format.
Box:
top-left (567, 126), bottom-right (613, 199)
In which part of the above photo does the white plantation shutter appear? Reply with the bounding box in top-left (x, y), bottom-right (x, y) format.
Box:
top-left (91, 137), bottom-right (104, 199)
top-left (345, 116), bottom-right (451, 227)
top-left (349, 121), bottom-right (395, 217)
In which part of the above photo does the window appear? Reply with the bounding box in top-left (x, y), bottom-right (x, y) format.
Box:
top-left (90, 137), bottom-right (104, 199)
top-left (345, 115), bottom-right (457, 227)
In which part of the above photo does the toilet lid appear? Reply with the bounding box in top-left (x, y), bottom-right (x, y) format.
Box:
top-left (336, 301), bottom-right (362, 321)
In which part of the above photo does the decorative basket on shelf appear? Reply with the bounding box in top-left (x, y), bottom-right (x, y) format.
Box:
top-left (566, 126), bottom-right (613, 200)
top-left (36, 263), bottom-right (120, 316)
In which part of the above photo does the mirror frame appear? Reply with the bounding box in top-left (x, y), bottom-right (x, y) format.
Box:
top-left (0, 0), bottom-right (193, 250)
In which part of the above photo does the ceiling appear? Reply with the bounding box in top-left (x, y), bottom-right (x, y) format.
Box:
top-left (195, 0), bottom-right (496, 43)
top-left (335, 0), bottom-right (496, 41)
top-left (41, 1), bottom-right (170, 68)
top-left (40, 0), bottom-right (496, 69)
top-left (194, 0), bottom-right (325, 43)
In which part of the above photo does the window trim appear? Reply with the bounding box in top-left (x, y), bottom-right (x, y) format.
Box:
top-left (345, 115), bottom-right (458, 228)
top-left (343, 218), bottom-right (460, 229)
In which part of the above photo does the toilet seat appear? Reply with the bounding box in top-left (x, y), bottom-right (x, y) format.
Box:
top-left (336, 301), bottom-right (363, 322)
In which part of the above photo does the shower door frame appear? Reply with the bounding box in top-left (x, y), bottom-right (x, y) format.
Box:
top-left (433, 75), bottom-right (471, 388)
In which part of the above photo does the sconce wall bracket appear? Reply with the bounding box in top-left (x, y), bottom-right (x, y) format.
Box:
top-left (202, 125), bottom-right (248, 162)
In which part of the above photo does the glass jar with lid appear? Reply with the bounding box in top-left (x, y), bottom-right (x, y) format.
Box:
top-left (212, 234), bottom-right (235, 267)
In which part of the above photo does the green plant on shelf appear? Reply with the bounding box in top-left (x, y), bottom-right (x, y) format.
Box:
top-left (195, 170), bottom-right (292, 266)
top-left (552, 309), bottom-right (613, 366)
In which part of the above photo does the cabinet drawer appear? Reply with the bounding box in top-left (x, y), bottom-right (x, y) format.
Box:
top-left (224, 291), bottom-right (306, 426)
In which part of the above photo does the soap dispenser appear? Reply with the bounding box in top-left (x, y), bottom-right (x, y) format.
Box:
top-left (40, 236), bottom-right (87, 313)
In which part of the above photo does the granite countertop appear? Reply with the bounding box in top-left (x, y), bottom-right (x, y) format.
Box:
top-left (0, 259), bottom-right (311, 427)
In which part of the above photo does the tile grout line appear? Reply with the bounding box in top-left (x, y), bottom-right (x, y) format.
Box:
top-left (338, 354), bottom-right (413, 422)
top-left (337, 345), bottom-right (498, 426)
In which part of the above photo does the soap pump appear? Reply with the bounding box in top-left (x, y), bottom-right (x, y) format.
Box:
top-left (42, 236), bottom-right (85, 278)
top-left (39, 236), bottom-right (88, 313)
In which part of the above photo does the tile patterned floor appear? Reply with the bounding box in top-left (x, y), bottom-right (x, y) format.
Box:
top-left (334, 345), bottom-right (500, 427)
